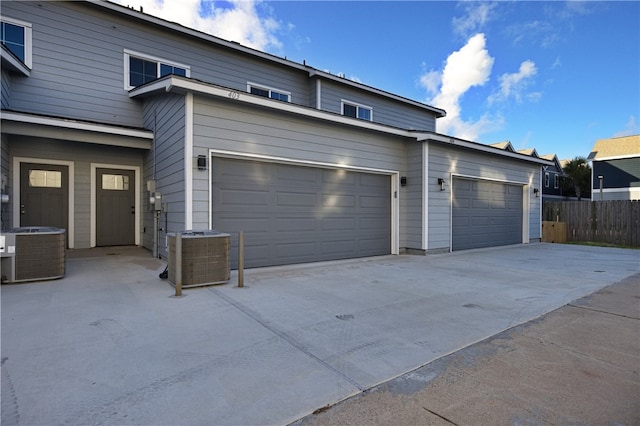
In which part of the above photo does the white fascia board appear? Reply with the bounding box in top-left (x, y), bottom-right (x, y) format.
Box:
top-left (590, 154), bottom-right (639, 162)
top-left (0, 111), bottom-right (153, 139)
top-left (129, 77), bottom-right (412, 138)
top-left (416, 132), bottom-right (554, 166)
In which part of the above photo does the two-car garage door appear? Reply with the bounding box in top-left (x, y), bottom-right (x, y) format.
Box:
top-left (211, 157), bottom-right (392, 268)
top-left (452, 177), bottom-right (523, 251)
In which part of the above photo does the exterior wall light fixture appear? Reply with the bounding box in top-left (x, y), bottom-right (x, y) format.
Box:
top-left (437, 178), bottom-right (446, 191)
top-left (533, 188), bottom-right (540, 197)
top-left (197, 155), bottom-right (207, 171)
top-left (400, 176), bottom-right (407, 187)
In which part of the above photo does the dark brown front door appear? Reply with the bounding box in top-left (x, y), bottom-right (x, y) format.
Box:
top-left (96, 168), bottom-right (135, 246)
top-left (20, 163), bottom-right (69, 233)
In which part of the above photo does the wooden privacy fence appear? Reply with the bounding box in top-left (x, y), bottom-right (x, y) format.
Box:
top-left (542, 200), bottom-right (640, 247)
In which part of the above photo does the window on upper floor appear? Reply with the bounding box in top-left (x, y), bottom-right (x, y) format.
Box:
top-left (341, 100), bottom-right (372, 121)
top-left (124, 49), bottom-right (190, 89)
top-left (544, 172), bottom-right (550, 187)
top-left (1, 16), bottom-right (32, 68)
top-left (247, 82), bottom-right (290, 102)
top-left (554, 174), bottom-right (559, 189)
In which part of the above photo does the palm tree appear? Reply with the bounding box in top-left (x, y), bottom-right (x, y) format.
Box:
top-left (562, 156), bottom-right (591, 200)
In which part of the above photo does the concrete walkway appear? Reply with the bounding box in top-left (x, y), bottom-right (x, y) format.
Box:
top-left (295, 273), bottom-right (640, 426)
top-left (1, 243), bottom-right (638, 425)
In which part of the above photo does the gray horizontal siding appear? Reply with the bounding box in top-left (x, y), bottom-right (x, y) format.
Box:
top-left (1, 135), bottom-right (11, 229)
top-left (319, 79), bottom-right (437, 131)
top-left (4, 1), bottom-right (439, 131)
top-left (8, 135), bottom-right (144, 248)
top-left (192, 95), bottom-right (413, 247)
top-left (593, 159), bottom-right (640, 189)
top-left (427, 143), bottom-right (541, 251)
top-left (2, 2), bottom-right (142, 126)
top-left (2, 1), bottom-right (310, 127)
top-left (402, 142), bottom-right (423, 251)
top-left (1, 69), bottom-right (11, 109)
top-left (193, 97), bottom-right (408, 170)
top-left (141, 93), bottom-right (185, 258)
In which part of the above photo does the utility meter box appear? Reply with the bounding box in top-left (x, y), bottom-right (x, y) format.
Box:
top-left (168, 230), bottom-right (230, 288)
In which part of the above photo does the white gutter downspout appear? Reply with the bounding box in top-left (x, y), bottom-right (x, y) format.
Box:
top-left (316, 79), bottom-right (322, 110)
top-left (184, 92), bottom-right (194, 229)
top-left (423, 141), bottom-right (429, 252)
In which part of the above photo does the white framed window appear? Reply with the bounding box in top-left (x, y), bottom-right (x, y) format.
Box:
top-left (247, 82), bottom-right (290, 102)
top-left (341, 99), bottom-right (372, 121)
top-left (124, 49), bottom-right (190, 89)
top-left (554, 174), bottom-right (559, 189)
top-left (1, 16), bottom-right (32, 68)
top-left (544, 172), bottom-right (550, 187)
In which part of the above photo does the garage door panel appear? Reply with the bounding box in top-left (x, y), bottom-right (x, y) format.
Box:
top-left (276, 218), bottom-right (316, 232)
top-left (321, 194), bottom-right (356, 208)
top-left (212, 157), bottom-right (391, 268)
top-left (219, 188), bottom-right (269, 207)
top-left (360, 194), bottom-right (389, 208)
top-left (276, 164), bottom-right (317, 183)
top-left (452, 177), bottom-right (523, 251)
top-left (321, 217), bottom-right (356, 231)
top-left (276, 192), bottom-right (317, 207)
top-left (317, 169), bottom-right (358, 188)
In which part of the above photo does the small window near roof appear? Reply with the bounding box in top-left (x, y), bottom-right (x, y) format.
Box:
top-left (554, 174), bottom-right (559, 189)
top-left (544, 172), bottom-right (550, 187)
top-left (248, 83), bottom-right (290, 102)
top-left (1, 17), bottom-right (32, 68)
top-left (124, 49), bottom-right (190, 89)
top-left (342, 100), bottom-right (372, 121)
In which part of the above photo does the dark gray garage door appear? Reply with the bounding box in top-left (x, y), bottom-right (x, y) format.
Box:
top-left (452, 177), bottom-right (523, 251)
top-left (211, 157), bottom-right (391, 268)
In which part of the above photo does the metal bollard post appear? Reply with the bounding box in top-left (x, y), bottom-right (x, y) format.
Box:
top-left (175, 233), bottom-right (183, 296)
top-left (238, 231), bottom-right (244, 288)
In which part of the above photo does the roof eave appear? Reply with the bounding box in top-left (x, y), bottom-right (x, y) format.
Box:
top-left (415, 132), bottom-right (554, 165)
top-left (129, 76), bottom-right (414, 138)
top-left (308, 69), bottom-right (446, 118)
top-left (91, 1), bottom-right (445, 118)
top-left (1, 45), bottom-right (30, 76)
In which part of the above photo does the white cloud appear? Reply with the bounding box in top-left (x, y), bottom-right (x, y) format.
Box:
top-left (419, 70), bottom-right (441, 96)
top-left (421, 33), bottom-right (500, 140)
top-left (452, 2), bottom-right (497, 37)
top-left (489, 60), bottom-right (538, 104)
top-left (111, 0), bottom-right (281, 52)
top-left (613, 115), bottom-right (640, 137)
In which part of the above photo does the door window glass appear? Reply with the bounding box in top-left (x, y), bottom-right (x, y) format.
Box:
top-left (29, 170), bottom-right (62, 188)
top-left (102, 174), bottom-right (129, 191)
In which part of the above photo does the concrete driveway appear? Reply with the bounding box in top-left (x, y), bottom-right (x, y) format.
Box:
top-left (1, 243), bottom-right (638, 425)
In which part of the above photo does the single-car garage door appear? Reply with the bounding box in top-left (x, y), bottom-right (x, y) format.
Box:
top-left (211, 157), bottom-right (391, 268)
top-left (452, 177), bottom-right (523, 251)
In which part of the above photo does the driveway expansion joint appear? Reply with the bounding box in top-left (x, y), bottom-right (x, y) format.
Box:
top-left (207, 287), bottom-right (365, 391)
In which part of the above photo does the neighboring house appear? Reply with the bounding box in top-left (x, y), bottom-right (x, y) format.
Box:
top-left (587, 135), bottom-right (640, 201)
top-left (540, 154), bottom-right (565, 200)
top-left (1, 1), bottom-right (552, 268)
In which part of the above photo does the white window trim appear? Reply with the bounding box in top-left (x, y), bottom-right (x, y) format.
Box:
top-left (554, 174), bottom-right (559, 189)
top-left (1, 16), bottom-right (32, 68)
top-left (246, 82), bottom-right (291, 102)
top-left (341, 99), bottom-right (373, 121)
top-left (544, 172), bottom-right (550, 187)
top-left (123, 49), bottom-right (190, 90)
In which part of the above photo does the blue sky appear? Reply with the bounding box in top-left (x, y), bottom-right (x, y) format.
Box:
top-left (114, 0), bottom-right (640, 161)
